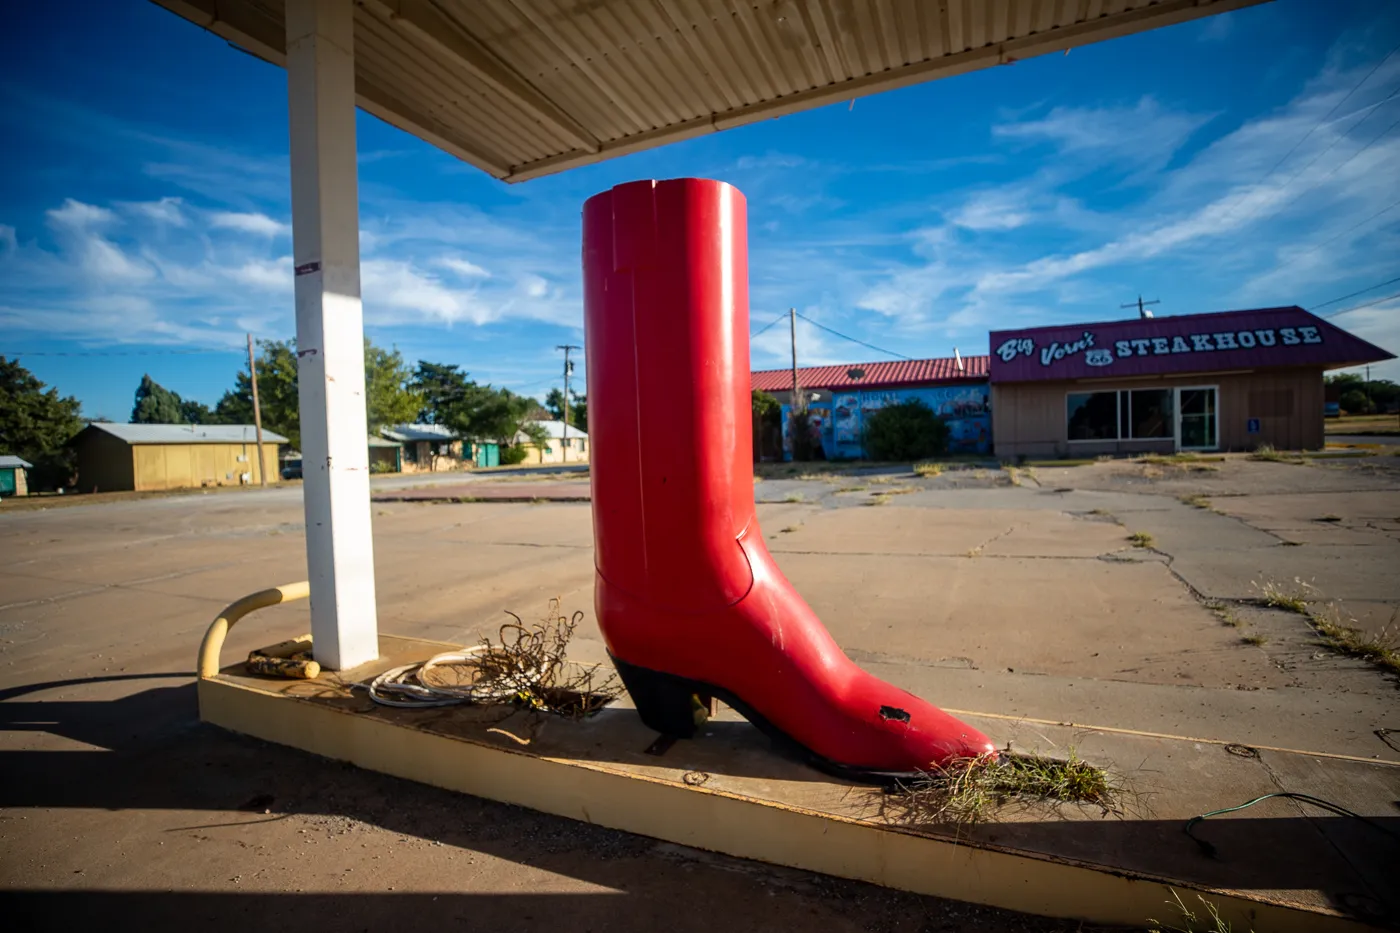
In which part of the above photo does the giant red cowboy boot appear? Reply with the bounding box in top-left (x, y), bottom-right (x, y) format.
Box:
top-left (583, 178), bottom-right (995, 779)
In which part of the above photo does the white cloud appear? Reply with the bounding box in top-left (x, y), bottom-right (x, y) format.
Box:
top-left (227, 256), bottom-right (293, 292)
top-left (80, 237), bottom-right (153, 282)
top-left (844, 56), bottom-right (1400, 343)
top-left (438, 256), bottom-right (490, 278)
top-left (750, 311), bottom-right (846, 367)
top-left (208, 211), bottom-right (289, 236)
top-left (363, 258), bottom-right (483, 324)
top-left (1327, 298), bottom-right (1400, 382)
top-left (122, 196), bottom-right (187, 227)
top-left (518, 273), bottom-right (548, 299)
top-left (993, 97), bottom-right (1213, 172)
top-left (46, 198), bottom-right (116, 230)
top-left (949, 190), bottom-right (1033, 231)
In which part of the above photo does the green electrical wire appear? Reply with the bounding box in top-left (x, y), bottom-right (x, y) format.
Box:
top-left (1184, 792), bottom-right (1400, 858)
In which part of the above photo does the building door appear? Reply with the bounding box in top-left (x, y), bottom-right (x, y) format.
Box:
top-left (0, 469), bottom-right (15, 496)
top-left (1178, 387), bottom-right (1218, 451)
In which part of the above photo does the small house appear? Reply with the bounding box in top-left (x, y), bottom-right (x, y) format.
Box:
top-left (515, 420), bottom-right (588, 464)
top-left (72, 423), bottom-right (288, 492)
top-left (379, 424), bottom-right (463, 472)
top-left (0, 455), bottom-right (32, 497)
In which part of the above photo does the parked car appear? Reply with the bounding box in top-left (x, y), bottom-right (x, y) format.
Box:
top-left (281, 458), bottom-right (303, 480)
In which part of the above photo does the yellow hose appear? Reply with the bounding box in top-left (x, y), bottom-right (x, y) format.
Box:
top-left (198, 581), bottom-right (311, 678)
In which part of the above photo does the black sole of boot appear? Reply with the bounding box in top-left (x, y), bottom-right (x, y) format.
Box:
top-left (608, 653), bottom-right (924, 786)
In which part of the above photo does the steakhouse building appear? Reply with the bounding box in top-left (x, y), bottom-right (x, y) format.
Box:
top-left (989, 306), bottom-right (1394, 458)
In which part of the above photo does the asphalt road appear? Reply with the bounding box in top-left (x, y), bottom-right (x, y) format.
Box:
top-left (1328, 433), bottom-right (1400, 445)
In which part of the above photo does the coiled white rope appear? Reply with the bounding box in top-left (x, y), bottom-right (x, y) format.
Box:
top-left (362, 647), bottom-right (547, 708)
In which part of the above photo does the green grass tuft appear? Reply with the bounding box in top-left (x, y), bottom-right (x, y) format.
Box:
top-left (1128, 531), bottom-right (1155, 548)
top-left (889, 750), bottom-right (1121, 828)
top-left (1307, 605), bottom-right (1400, 676)
top-left (1248, 443), bottom-right (1304, 464)
top-left (1253, 577), bottom-right (1310, 614)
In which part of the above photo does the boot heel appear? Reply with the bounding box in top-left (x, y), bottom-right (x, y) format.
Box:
top-left (611, 655), bottom-right (710, 738)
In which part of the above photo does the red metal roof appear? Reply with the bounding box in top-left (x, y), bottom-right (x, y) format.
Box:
top-left (751, 355), bottom-right (990, 393)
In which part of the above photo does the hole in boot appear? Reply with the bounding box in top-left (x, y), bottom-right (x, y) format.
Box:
top-left (879, 705), bottom-right (911, 723)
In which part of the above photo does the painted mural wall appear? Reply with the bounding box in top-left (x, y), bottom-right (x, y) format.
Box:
top-left (781, 383), bottom-right (992, 460)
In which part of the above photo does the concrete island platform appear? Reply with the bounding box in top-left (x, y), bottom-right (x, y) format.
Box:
top-left (199, 625), bottom-right (1400, 933)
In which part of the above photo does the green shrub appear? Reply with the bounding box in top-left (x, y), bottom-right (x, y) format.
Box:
top-left (1340, 389), bottom-right (1374, 415)
top-left (500, 444), bottom-right (530, 465)
top-left (862, 400), bottom-right (949, 461)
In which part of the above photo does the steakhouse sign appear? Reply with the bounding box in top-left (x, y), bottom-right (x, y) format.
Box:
top-left (987, 306), bottom-right (1392, 383)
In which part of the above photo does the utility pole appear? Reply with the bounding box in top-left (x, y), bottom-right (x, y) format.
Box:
top-left (247, 333), bottom-right (267, 487)
top-left (789, 308), bottom-right (802, 413)
top-left (556, 344), bottom-right (580, 463)
top-left (1121, 295), bottom-right (1161, 319)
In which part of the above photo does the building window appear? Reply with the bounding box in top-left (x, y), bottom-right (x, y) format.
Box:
top-left (1069, 389), bottom-right (1176, 442)
top-left (1125, 389), bottom-right (1173, 439)
top-left (1067, 392), bottom-right (1119, 440)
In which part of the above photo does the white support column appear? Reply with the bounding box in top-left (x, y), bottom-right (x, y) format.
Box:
top-left (286, 0), bottom-right (378, 670)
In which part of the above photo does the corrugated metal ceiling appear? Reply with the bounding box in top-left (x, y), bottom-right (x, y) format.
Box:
top-left (152, 0), bottom-right (1266, 182)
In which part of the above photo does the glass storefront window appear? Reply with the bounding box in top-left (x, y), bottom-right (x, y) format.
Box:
top-left (1069, 388), bottom-right (1180, 442)
top-left (1067, 392), bottom-right (1119, 440)
top-left (1127, 389), bottom-right (1173, 439)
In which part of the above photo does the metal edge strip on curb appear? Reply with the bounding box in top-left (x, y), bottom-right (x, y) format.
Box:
top-left (943, 709), bottom-right (1400, 768)
top-left (197, 676), bottom-right (1376, 933)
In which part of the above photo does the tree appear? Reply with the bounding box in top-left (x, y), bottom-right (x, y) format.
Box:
top-left (1340, 389), bottom-right (1374, 415)
top-left (752, 390), bottom-right (780, 422)
top-left (412, 360), bottom-right (547, 443)
top-left (545, 387), bottom-right (587, 428)
top-left (862, 399), bottom-right (950, 461)
top-left (412, 361), bottom-right (470, 425)
top-left (364, 342), bottom-right (421, 432)
top-left (214, 339), bottom-right (301, 449)
top-left (131, 374), bottom-right (185, 424)
top-left (1326, 372), bottom-right (1398, 410)
top-left (179, 399), bottom-right (216, 424)
top-left (0, 356), bottom-right (84, 490)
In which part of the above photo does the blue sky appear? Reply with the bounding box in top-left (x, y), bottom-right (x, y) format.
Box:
top-left (2, 0), bottom-right (1398, 420)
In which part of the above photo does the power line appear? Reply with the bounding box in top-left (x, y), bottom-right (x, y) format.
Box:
top-left (1308, 275), bottom-right (1400, 311)
top-left (1297, 194), bottom-right (1400, 257)
top-left (1244, 106), bottom-right (1400, 230)
top-left (792, 311), bottom-right (913, 360)
top-left (1223, 38), bottom-right (1400, 223)
top-left (1232, 84), bottom-right (1400, 228)
top-left (751, 311), bottom-right (787, 337)
top-left (1319, 288), bottom-right (1400, 319)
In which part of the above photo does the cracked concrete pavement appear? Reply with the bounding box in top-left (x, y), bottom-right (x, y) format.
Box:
top-left (2, 452), bottom-right (1398, 929)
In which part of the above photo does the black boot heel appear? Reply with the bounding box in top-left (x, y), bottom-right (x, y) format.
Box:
top-left (610, 654), bottom-right (711, 738)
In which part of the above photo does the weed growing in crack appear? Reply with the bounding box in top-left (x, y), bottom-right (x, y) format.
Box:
top-left (1253, 577), bottom-right (1311, 614)
top-left (884, 750), bottom-right (1123, 829)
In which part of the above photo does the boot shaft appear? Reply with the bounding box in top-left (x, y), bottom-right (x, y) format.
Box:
top-left (583, 179), bottom-right (757, 610)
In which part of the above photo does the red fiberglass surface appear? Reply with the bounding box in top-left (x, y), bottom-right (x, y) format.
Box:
top-left (583, 178), bottom-right (994, 774)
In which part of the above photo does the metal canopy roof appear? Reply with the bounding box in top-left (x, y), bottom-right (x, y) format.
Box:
top-left (152, 0), bottom-right (1265, 183)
